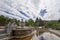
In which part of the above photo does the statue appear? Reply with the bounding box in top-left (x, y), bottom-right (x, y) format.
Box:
top-left (21, 19), bottom-right (25, 27)
top-left (5, 20), bottom-right (16, 36)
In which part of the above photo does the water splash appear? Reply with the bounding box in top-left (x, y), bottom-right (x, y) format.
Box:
top-left (31, 31), bottom-right (60, 40)
top-left (38, 32), bottom-right (60, 40)
top-left (31, 30), bottom-right (39, 40)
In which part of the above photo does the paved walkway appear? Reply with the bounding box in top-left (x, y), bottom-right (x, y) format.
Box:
top-left (49, 30), bottom-right (60, 36)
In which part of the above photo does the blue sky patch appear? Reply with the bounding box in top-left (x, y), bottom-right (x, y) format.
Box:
top-left (40, 9), bottom-right (47, 17)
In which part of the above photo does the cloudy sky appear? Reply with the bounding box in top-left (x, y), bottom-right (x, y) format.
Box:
top-left (0, 0), bottom-right (60, 20)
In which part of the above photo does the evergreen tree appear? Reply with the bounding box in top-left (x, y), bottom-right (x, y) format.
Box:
top-left (58, 19), bottom-right (60, 23)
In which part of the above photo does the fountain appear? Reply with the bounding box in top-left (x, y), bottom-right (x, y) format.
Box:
top-left (9, 28), bottom-right (60, 40)
top-left (4, 20), bottom-right (60, 40)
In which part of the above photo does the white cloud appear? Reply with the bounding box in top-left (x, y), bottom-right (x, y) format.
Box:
top-left (42, 0), bottom-right (60, 20)
top-left (0, 0), bottom-right (60, 20)
top-left (0, 11), bottom-right (21, 20)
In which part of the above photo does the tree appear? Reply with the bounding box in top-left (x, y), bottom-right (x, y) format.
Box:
top-left (25, 19), bottom-right (34, 26)
top-left (45, 20), bottom-right (60, 29)
top-left (0, 15), bottom-right (20, 26)
top-left (35, 18), bottom-right (44, 26)
top-left (35, 18), bottom-right (39, 23)
top-left (0, 15), bottom-right (8, 26)
top-left (58, 19), bottom-right (60, 23)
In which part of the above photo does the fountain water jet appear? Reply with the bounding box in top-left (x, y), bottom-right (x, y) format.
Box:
top-left (38, 32), bottom-right (60, 40)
